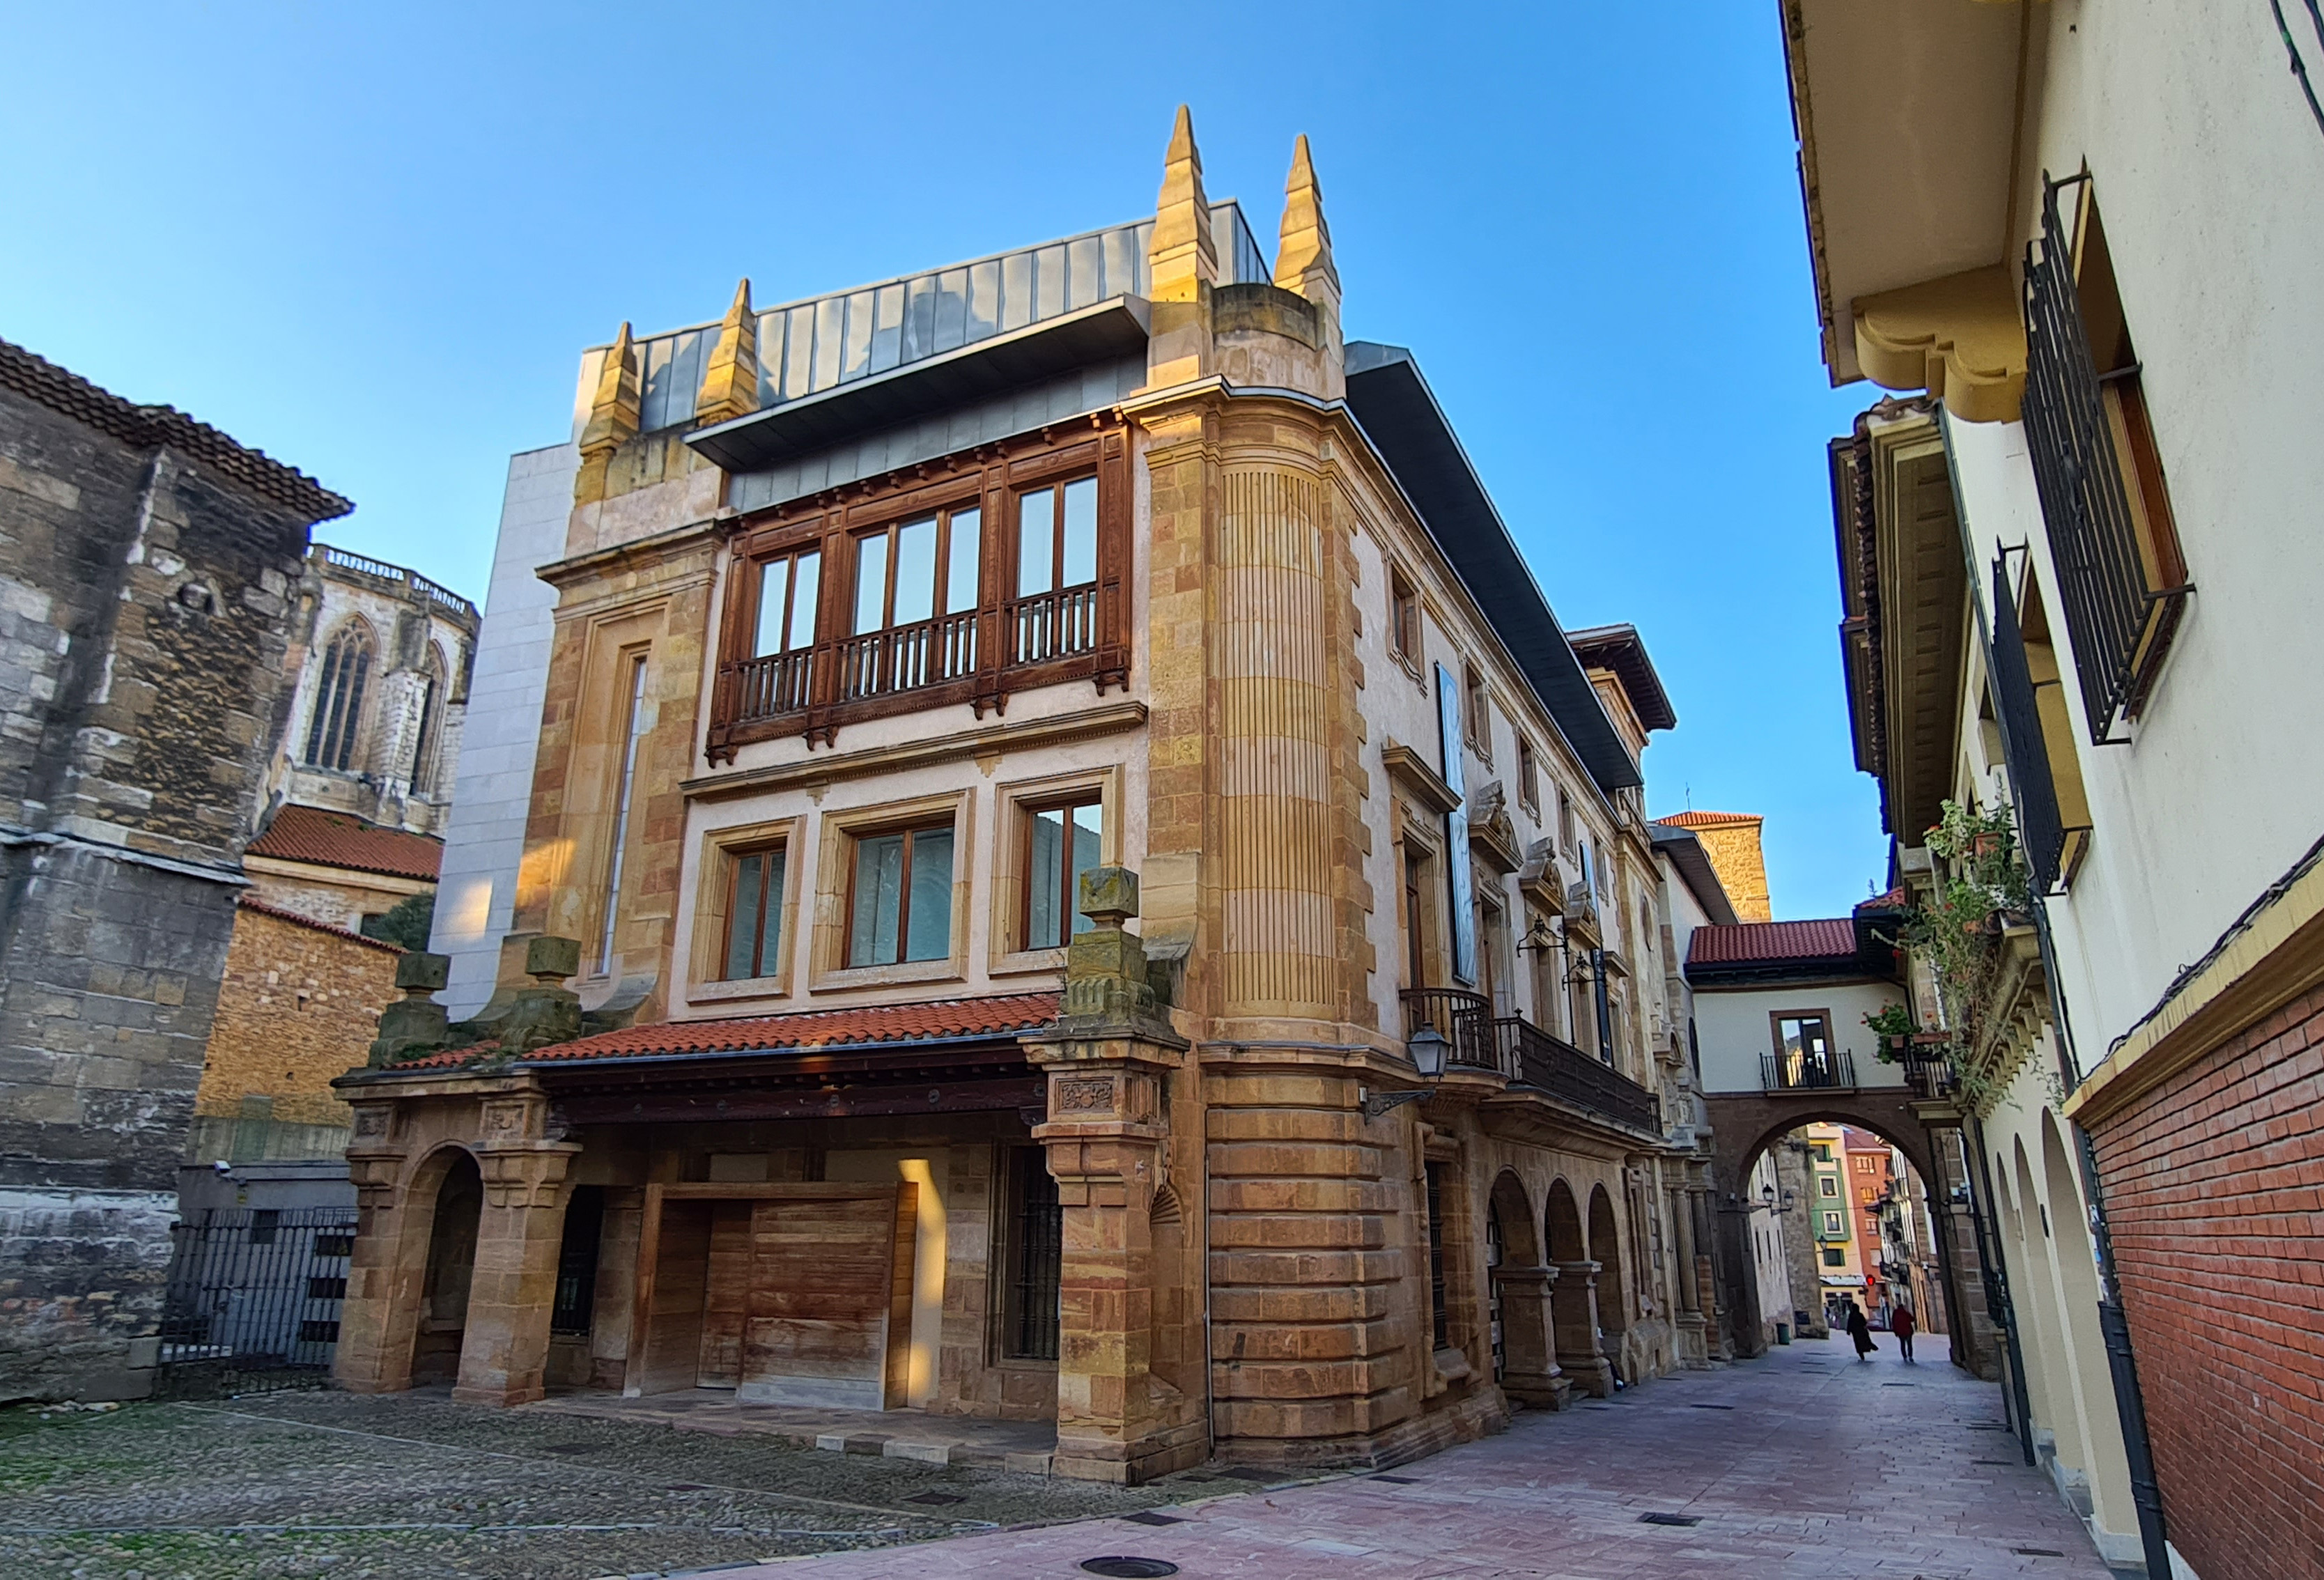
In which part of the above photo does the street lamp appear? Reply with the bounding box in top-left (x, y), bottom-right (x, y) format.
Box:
top-left (1365, 1025), bottom-right (1450, 1120)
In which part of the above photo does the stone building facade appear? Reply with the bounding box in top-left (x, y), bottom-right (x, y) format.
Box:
top-left (0, 338), bottom-right (348, 1401)
top-left (334, 114), bottom-right (1720, 1480)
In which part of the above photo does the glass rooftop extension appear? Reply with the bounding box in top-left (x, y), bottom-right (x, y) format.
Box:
top-left (628, 201), bottom-right (1271, 433)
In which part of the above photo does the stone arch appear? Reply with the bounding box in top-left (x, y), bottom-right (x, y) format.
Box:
top-left (1705, 1096), bottom-right (1952, 1360)
top-left (1544, 1178), bottom-right (1609, 1397)
top-left (1485, 1170), bottom-right (1559, 1404)
top-left (410, 1146), bottom-right (483, 1386)
top-left (304, 617), bottom-right (378, 772)
top-left (2040, 1112), bottom-right (2137, 1536)
top-left (1588, 1182), bottom-right (1626, 1338)
top-left (2002, 1136), bottom-right (2082, 1472)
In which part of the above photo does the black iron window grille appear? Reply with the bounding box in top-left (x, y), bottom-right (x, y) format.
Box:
top-left (550, 1186), bottom-right (605, 1335)
top-left (1989, 554), bottom-right (2073, 890)
top-left (1425, 1161), bottom-right (1451, 1351)
top-left (1005, 1147), bottom-right (1062, 1361)
top-left (2020, 173), bottom-right (2192, 744)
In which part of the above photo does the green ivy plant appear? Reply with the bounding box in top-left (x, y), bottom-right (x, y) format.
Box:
top-left (1884, 800), bottom-right (2034, 1113)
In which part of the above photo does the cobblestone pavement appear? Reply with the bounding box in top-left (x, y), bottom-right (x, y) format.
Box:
top-left (0, 1386), bottom-right (1183, 1579)
top-left (733, 1338), bottom-right (2119, 1580)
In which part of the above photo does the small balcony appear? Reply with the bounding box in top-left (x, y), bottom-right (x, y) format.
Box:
top-left (1760, 1048), bottom-right (1859, 1092)
top-left (1395, 989), bottom-right (1661, 1135)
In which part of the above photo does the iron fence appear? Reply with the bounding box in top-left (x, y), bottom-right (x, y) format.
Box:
top-left (1760, 1047), bottom-right (1859, 1092)
top-left (156, 1207), bottom-right (357, 1397)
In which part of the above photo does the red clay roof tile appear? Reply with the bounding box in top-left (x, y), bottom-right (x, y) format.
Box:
top-left (248, 805), bottom-right (442, 883)
top-left (390, 993), bottom-right (1061, 1072)
top-left (1686, 918), bottom-right (1859, 967)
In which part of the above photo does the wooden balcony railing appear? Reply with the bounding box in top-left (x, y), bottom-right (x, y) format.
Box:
top-left (723, 647), bottom-right (817, 720)
top-left (1011, 584), bottom-right (1098, 666)
top-left (838, 610), bottom-right (979, 702)
top-left (1495, 1016), bottom-right (1661, 1134)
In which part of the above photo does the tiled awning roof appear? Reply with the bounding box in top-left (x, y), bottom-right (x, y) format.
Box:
top-left (392, 993), bottom-right (1062, 1074)
top-left (247, 805), bottom-right (444, 882)
top-left (524, 993), bottom-right (1061, 1065)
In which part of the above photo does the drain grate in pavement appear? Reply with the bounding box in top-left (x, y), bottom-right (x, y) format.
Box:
top-left (2012, 1548), bottom-right (2066, 1558)
top-left (1967, 1422), bottom-right (2010, 1430)
top-left (1639, 1512), bottom-right (1702, 1527)
top-left (1080, 1560), bottom-right (1181, 1578)
top-left (1881, 1382), bottom-right (1916, 1388)
top-left (1220, 1466), bottom-right (1281, 1482)
top-left (904, 1492), bottom-right (967, 1506)
top-left (1973, 1459), bottom-right (2015, 1466)
top-left (1370, 1474), bottom-right (1421, 1484)
top-left (1688, 1403), bottom-right (1736, 1411)
top-left (1122, 1510), bottom-right (1186, 1526)
top-left (1582, 1404), bottom-right (1616, 1411)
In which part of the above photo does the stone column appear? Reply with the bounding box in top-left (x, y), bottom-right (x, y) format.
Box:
top-left (1494, 1264), bottom-right (1570, 1409)
top-left (1025, 869), bottom-right (1205, 1485)
top-left (1669, 1168), bottom-right (1710, 1368)
top-left (451, 1098), bottom-right (579, 1407)
top-left (1554, 1259), bottom-right (1613, 1397)
top-left (335, 1101), bottom-right (417, 1395)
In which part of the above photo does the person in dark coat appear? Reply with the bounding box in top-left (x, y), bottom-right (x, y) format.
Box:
top-left (1843, 1296), bottom-right (1876, 1361)
top-left (1891, 1302), bottom-right (1918, 1363)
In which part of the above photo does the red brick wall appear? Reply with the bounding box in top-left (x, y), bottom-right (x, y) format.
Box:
top-left (2086, 983), bottom-right (2324, 1580)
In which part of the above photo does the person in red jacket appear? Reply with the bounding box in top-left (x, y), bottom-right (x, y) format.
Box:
top-left (1891, 1301), bottom-right (1918, 1363)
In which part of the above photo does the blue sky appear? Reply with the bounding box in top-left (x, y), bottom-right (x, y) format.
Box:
top-left (0, 3), bottom-right (1888, 917)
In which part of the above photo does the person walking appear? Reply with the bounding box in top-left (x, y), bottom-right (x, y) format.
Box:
top-left (1891, 1302), bottom-right (1917, 1363)
top-left (1843, 1296), bottom-right (1876, 1362)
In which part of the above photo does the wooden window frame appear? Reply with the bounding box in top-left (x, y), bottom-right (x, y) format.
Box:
top-left (1463, 663), bottom-right (1493, 765)
top-left (810, 790), bottom-right (972, 991)
top-left (1769, 1009), bottom-right (1838, 1081)
top-left (688, 816), bottom-right (803, 1004)
top-left (989, 765), bottom-right (1122, 975)
top-left (844, 823), bottom-right (953, 970)
top-left (706, 421), bottom-right (1133, 761)
top-left (1517, 736), bottom-right (1539, 816)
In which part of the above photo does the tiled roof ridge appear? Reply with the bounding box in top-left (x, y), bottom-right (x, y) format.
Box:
top-left (0, 339), bottom-right (351, 523)
top-left (1654, 810), bottom-right (1762, 827)
top-left (247, 805), bottom-right (444, 882)
top-left (236, 892), bottom-right (405, 954)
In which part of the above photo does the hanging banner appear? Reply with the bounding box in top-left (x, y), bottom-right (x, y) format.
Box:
top-left (1435, 662), bottom-right (1478, 987)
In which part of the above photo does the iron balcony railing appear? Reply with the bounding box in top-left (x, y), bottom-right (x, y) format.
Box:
top-left (1400, 986), bottom-right (1500, 1072)
top-left (1761, 1047), bottom-right (1860, 1092)
top-left (1988, 555), bottom-right (2073, 890)
top-left (1395, 989), bottom-right (1661, 1134)
top-left (1900, 1043), bottom-right (1956, 1101)
top-left (1495, 1015), bottom-right (1661, 1133)
top-left (2020, 173), bottom-right (2189, 743)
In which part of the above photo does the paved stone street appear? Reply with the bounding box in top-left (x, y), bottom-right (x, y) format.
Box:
top-left (0, 1338), bottom-right (2120, 1579)
top-left (736, 1336), bottom-right (2118, 1580)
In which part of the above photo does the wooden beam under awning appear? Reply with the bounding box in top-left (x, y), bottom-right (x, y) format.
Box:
top-left (554, 1075), bottom-right (1045, 1128)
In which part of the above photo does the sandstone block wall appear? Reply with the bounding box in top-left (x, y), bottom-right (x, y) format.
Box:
top-left (196, 901), bottom-right (402, 1135)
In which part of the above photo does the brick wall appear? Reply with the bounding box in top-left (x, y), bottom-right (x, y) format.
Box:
top-left (198, 901), bottom-right (401, 1129)
top-left (2086, 983), bottom-right (2324, 1580)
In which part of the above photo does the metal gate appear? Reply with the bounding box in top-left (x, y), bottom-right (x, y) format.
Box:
top-left (157, 1207), bottom-right (357, 1397)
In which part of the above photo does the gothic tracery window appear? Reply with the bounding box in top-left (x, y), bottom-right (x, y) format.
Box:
top-left (304, 623), bottom-right (375, 772)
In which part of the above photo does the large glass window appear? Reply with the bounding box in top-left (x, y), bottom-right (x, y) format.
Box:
top-left (847, 823), bottom-right (955, 966)
top-left (1012, 477), bottom-right (1097, 665)
top-left (853, 508), bottom-right (979, 635)
top-left (722, 846), bottom-right (786, 979)
top-left (1024, 796), bottom-right (1103, 951)
top-left (304, 624), bottom-right (375, 771)
top-left (754, 551), bottom-right (821, 656)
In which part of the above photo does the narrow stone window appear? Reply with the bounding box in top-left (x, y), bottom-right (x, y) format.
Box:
top-left (1425, 1161), bottom-right (1451, 1351)
top-left (1464, 663), bottom-right (1492, 761)
top-left (597, 653), bottom-right (650, 976)
top-left (846, 822), bottom-right (954, 966)
top-left (1517, 737), bottom-right (1539, 815)
top-left (1388, 565), bottom-right (1419, 663)
top-left (1003, 1147), bottom-right (1062, 1361)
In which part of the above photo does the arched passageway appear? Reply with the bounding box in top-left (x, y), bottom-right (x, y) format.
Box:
top-left (1545, 1179), bottom-right (1610, 1397)
top-left (411, 1149), bottom-right (483, 1386)
top-left (1705, 1101), bottom-right (1976, 1371)
top-left (1486, 1170), bottom-right (1561, 1405)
